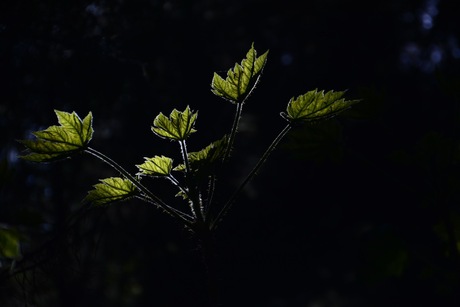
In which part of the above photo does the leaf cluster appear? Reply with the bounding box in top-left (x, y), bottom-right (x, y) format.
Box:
top-left (19, 43), bottom-right (359, 232)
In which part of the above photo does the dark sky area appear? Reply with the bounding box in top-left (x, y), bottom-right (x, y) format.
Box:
top-left (1, 0), bottom-right (460, 306)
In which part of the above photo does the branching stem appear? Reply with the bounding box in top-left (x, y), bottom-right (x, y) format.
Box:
top-left (85, 147), bottom-right (192, 227)
top-left (179, 140), bottom-right (204, 225)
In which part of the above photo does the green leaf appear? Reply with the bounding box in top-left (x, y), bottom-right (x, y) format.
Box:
top-left (281, 89), bottom-right (360, 124)
top-left (136, 155), bottom-right (173, 177)
top-left (19, 110), bottom-right (93, 162)
top-left (0, 228), bottom-right (21, 259)
top-left (152, 106), bottom-right (198, 141)
top-left (174, 136), bottom-right (228, 175)
top-left (84, 177), bottom-right (137, 206)
top-left (211, 43), bottom-right (269, 103)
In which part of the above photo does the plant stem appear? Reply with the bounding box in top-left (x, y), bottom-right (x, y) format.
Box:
top-left (179, 140), bottom-right (192, 176)
top-left (204, 174), bottom-right (216, 223)
top-left (223, 102), bottom-right (244, 163)
top-left (195, 226), bottom-right (221, 307)
top-left (211, 124), bottom-right (292, 230)
top-left (167, 174), bottom-right (189, 198)
top-left (84, 147), bottom-right (192, 226)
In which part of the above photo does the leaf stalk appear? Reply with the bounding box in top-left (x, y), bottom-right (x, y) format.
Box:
top-left (223, 102), bottom-right (244, 163)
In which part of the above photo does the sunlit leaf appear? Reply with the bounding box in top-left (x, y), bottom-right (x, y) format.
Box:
top-left (174, 136), bottom-right (228, 175)
top-left (211, 43), bottom-right (268, 103)
top-left (84, 177), bottom-right (137, 206)
top-left (281, 89), bottom-right (360, 124)
top-left (19, 110), bottom-right (93, 162)
top-left (136, 155), bottom-right (173, 177)
top-left (0, 228), bottom-right (21, 259)
top-left (152, 106), bottom-right (198, 141)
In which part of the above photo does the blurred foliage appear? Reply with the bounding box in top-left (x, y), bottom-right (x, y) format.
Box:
top-left (360, 228), bottom-right (409, 282)
top-left (0, 228), bottom-right (21, 259)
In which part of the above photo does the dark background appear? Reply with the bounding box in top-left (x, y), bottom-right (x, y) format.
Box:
top-left (1, 0), bottom-right (460, 306)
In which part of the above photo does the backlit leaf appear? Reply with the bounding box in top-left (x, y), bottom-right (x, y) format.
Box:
top-left (281, 89), bottom-right (359, 124)
top-left (19, 110), bottom-right (93, 162)
top-left (211, 43), bottom-right (268, 103)
top-left (174, 136), bottom-right (228, 175)
top-left (136, 155), bottom-right (173, 177)
top-left (84, 177), bottom-right (137, 206)
top-left (152, 106), bottom-right (198, 141)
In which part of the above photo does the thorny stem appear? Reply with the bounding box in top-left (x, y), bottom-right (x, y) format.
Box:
top-left (179, 140), bottom-right (192, 178)
top-left (167, 174), bottom-right (189, 199)
top-left (136, 195), bottom-right (193, 222)
top-left (211, 124), bottom-right (292, 230)
top-left (85, 147), bottom-right (192, 227)
top-left (179, 140), bottom-right (205, 226)
top-left (177, 140), bottom-right (221, 304)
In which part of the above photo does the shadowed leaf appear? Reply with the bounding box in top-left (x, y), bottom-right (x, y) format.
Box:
top-left (174, 136), bottom-right (228, 175)
top-left (211, 43), bottom-right (268, 103)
